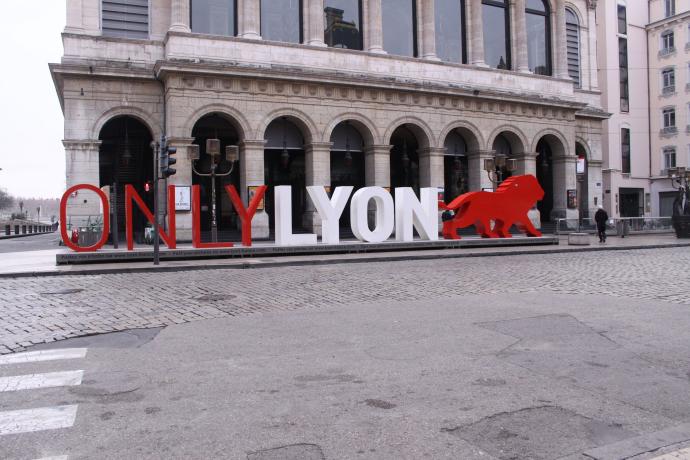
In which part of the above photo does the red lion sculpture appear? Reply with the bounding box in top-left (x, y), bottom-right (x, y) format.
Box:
top-left (440, 174), bottom-right (544, 239)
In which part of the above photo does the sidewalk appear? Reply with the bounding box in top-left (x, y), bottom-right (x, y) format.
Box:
top-left (0, 233), bottom-right (687, 278)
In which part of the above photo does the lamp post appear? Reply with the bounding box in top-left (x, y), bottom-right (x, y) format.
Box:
top-left (190, 139), bottom-right (239, 243)
top-left (483, 153), bottom-right (517, 187)
top-left (667, 166), bottom-right (690, 216)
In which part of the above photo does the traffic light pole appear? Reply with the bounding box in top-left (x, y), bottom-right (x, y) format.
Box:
top-left (152, 138), bottom-right (161, 266)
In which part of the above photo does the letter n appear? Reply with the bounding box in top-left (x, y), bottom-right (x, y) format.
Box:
top-left (125, 184), bottom-right (177, 250)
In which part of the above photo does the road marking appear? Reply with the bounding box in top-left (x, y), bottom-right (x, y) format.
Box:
top-left (0, 348), bottom-right (87, 365)
top-left (651, 447), bottom-right (690, 459)
top-left (0, 370), bottom-right (84, 392)
top-left (33, 456), bottom-right (69, 460)
top-left (0, 405), bottom-right (78, 436)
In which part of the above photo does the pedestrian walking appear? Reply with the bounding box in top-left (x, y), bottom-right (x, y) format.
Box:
top-left (594, 205), bottom-right (608, 243)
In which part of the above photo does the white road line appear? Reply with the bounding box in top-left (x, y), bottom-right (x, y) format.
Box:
top-left (0, 405), bottom-right (78, 436)
top-left (0, 370), bottom-right (84, 393)
top-left (33, 456), bottom-right (69, 460)
top-left (0, 348), bottom-right (87, 365)
top-left (651, 447), bottom-right (690, 460)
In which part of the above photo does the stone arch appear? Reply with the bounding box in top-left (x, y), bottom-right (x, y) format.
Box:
top-left (438, 120), bottom-right (484, 152)
top-left (486, 125), bottom-right (528, 154)
top-left (575, 136), bottom-right (592, 160)
top-left (183, 104), bottom-right (251, 141)
top-left (323, 112), bottom-right (379, 146)
top-left (531, 128), bottom-right (570, 157)
top-left (383, 116), bottom-right (434, 149)
top-left (92, 106), bottom-right (159, 140)
top-left (257, 107), bottom-right (318, 145)
top-left (564, 2), bottom-right (585, 26)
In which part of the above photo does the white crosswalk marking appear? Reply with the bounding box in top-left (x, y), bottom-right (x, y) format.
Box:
top-left (0, 348), bottom-right (87, 365)
top-left (0, 370), bottom-right (84, 392)
top-left (0, 405), bottom-right (78, 436)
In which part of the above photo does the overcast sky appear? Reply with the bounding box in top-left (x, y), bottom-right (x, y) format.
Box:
top-left (0, 1), bottom-right (65, 199)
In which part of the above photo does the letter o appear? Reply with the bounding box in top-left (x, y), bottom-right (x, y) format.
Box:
top-left (350, 187), bottom-right (394, 243)
top-left (60, 184), bottom-right (110, 252)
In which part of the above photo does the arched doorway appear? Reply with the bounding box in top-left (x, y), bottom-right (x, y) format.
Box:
top-left (98, 116), bottom-right (153, 242)
top-left (491, 133), bottom-right (514, 184)
top-left (264, 117), bottom-right (306, 232)
top-left (191, 113), bottom-right (241, 241)
top-left (443, 130), bottom-right (469, 202)
top-left (536, 138), bottom-right (554, 222)
top-left (330, 121), bottom-right (366, 233)
top-left (576, 143), bottom-right (589, 219)
top-left (390, 125), bottom-right (423, 194)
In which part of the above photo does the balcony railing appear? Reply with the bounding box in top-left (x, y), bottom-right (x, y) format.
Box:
top-left (659, 47), bottom-right (676, 57)
top-left (662, 85), bottom-right (675, 95)
top-left (661, 126), bottom-right (678, 136)
top-left (556, 217), bottom-right (674, 235)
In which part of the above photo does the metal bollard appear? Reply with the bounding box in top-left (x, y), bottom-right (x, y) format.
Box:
top-left (4, 225), bottom-right (9, 236)
top-left (14, 225), bottom-right (19, 235)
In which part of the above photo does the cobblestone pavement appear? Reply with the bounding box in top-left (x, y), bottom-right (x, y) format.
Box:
top-left (0, 247), bottom-right (688, 354)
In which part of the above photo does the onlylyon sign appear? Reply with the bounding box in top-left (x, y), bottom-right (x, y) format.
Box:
top-left (60, 175), bottom-right (544, 252)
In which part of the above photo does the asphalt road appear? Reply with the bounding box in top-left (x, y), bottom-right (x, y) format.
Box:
top-left (1, 249), bottom-right (690, 459)
top-left (0, 233), bottom-right (60, 254)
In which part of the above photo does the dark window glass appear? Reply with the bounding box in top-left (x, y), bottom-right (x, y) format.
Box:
top-left (619, 37), bottom-right (629, 112)
top-left (526, 0), bottom-right (550, 75)
top-left (191, 0), bottom-right (236, 36)
top-left (665, 0), bottom-right (675, 17)
top-left (663, 108), bottom-right (676, 127)
top-left (664, 148), bottom-right (676, 169)
top-left (435, 0), bottom-right (466, 63)
top-left (617, 4), bottom-right (626, 35)
top-left (621, 128), bottom-right (631, 174)
top-left (482, 0), bottom-right (510, 69)
top-left (382, 0), bottom-right (416, 56)
top-left (324, 0), bottom-right (362, 50)
top-left (261, 0), bottom-right (302, 43)
top-left (662, 68), bottom-right (675, 88)
top-left (662, 31), bottom-right (674, 50)
top-left (565, 8), bottom-right (580, 87)
top-left (102, 0), bottom-right (149, 39)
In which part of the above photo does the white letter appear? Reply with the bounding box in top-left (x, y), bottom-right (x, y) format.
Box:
top-left (350, 187), bottom-right (394, 243)
top-left (274, 186), bottom-right (317, 246)
top-left (306, 186), bottom-right (353, 245)
top-left (394, 187), bottom-right (439, 242)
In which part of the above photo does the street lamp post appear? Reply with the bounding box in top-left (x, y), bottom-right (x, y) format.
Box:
top-left (667, 166), bottom-right (690, 238)
top-left (190, 139), bottom-right (239, 243)
top-left (483, 153), bottom-right (517, 187)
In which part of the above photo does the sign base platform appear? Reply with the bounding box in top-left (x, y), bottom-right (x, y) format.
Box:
top-left (56, 236), bottom-right (559, 265)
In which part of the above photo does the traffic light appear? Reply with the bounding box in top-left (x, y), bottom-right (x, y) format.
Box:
top-left (160, 138), bottom-right (177, 178)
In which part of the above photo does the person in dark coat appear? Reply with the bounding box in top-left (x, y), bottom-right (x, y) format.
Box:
top-left (594, 205), bottom-right (608, 243)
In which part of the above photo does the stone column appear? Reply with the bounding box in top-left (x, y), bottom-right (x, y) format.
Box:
top-left (419, 0), bottom-right (439, 60)
top-left (586, 3), bottom-right (599, 89)
top-left (418, 147), bottom-right (445, 189)
top-left (241, 0), bottom-right (261, 39)
top-left (467, 150), bottom-right (495, 191)
top-left (364, 144), bottom-right (391, 187)
top-left (514, 151), bottom-right (538, 176)
top-left (552, 153), bottom-right (579, 220)
top-left (366, 0), bottom-right (386, 53)
top-left (65, 0), bottom-right (84, 33)
top-left (165, 137), bottom-right (195, 241)
top-left (306, 0), bottom-right (326, 46)
top-left (63, 140), bottom-right (102, 228)
top-left (554, 0), bottom-right (569, 79)
top-left (514, 0), bottom-right (530, 72)
top-left (170, 0), bottom-right (191, 33)
top-left (239, 140), bottom-right (269, 238)
top-left (468, 0), bottom-right (487, 67)
top-left (303, 142), bottom-right (332, 234)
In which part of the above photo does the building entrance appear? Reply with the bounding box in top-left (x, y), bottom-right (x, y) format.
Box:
top-left (620, 188), bottom-right (643, 217)
top-left (390, 125), bottom-right (420, 194)
top-left (330, 121), bottom-right (365, 234)
top-left (536, 139), bottom-right (554, 222)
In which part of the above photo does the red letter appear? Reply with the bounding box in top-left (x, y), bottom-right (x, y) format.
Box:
top-left (225, 185), bottom-right (267, 247)
top-left (125, 184), bottom-right (177, 250)
top-left (60, 184), bottom-right (110, 252)
top-left (191, 185), bottom-right (233, 249)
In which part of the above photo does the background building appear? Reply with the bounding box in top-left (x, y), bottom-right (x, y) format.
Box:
top-left (647, 0), bottom-right (690, 217)
top-left (52, 0), bottom-right (606, 241)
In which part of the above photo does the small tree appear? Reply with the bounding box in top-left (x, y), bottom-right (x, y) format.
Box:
top-left (0, 189), bottom-right (14, 210)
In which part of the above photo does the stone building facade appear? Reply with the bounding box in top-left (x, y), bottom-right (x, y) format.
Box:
top-left (52, 0), bottom-right (606, 240)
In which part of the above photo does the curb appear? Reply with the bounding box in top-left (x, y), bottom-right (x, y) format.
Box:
top-left (1, 242), bottom-right (689, 279)
top-left (0, 232), bottom-right (56, 240)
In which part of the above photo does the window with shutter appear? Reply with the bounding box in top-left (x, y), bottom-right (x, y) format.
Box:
top-left (102, 0), bottom-right (149, 39)
top-left (565, 8), bottom-right (580, 87)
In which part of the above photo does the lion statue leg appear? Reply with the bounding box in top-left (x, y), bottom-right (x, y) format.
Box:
top-left (516, 217), bottom-right (542, 237)
top-left (442, 219), bottom-right (461, 240)
top-left (495, 220), bottom-right (513, 238)
top-left (475, 219), bottom-right (499, 238)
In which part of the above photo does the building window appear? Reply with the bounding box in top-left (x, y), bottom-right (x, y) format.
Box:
top-left (565, 8), bottom-right (581, 87)
top-left (621, 128), bottom-right (631, 174)
top-left (664, 147), bottom-right (677, 170)
top-left (661, 30), bottom-right (675, 52)
top-left (435, 0), bottom-right (466, 63)
top-left (191, 0), bottom-right (236, 36)
top-left (324, 0), bottom-right (362, 50)
top-left (102, 0), bottom-right (149, 39)
top-left (381, 0), bottom-right (417, 56)
top-left (663, 107), bottom-right (676, 128)
top-left (482, 0), bottom-right (511, 69)
top-left (617, 3), bottom-right (626, 35)
top-left (619, 37), bottom-right (629, 112)
top-left (665, 0), bottom-right (675, 18)
top-left (662, 68), bottom-right (675, 93)
top-left (525, 0), bottom-right (551, 75)
top-left (261, 0), bottom-right (302, 43)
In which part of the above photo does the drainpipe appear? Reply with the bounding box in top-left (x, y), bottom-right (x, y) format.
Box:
top-left (646, 1), bottom-right (653, 215)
